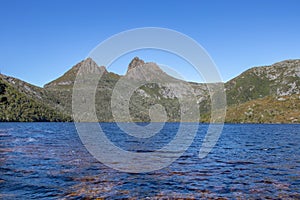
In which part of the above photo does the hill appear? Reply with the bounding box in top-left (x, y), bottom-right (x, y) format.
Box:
top-left (226, 59), bottom-right (300, 105)
top-left (0, 74), bottom-right (71, 122)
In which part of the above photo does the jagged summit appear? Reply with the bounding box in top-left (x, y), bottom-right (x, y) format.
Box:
top-left (75, 57), bottom-right (108, 75)
top-left (45, 57), bottom-right (107, 88)
top-left (127, 57), bottom-right (145, 73)
top-left (77, 57), bottom-right (108, 75)
top-left (124, 57), bottom-right (171, 82)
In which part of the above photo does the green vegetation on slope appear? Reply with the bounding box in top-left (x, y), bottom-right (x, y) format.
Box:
top-left (0, 78), bottom-right (71, 122)
top-left (225, 94), bottom-right (300, 123)
top-left (225, 59), bottom-right (300, 105)
top-left (225, 70), bottom-right (272, 105)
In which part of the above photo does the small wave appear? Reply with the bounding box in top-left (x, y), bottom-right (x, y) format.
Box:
top-left (27, 137), bottom-right (37, 142)
top-left (224, 160), bottom-right (256, 165)
top-left (44, 130), bottom-right (55, 134)
top-left (0, 132), bottom-right (11, 137)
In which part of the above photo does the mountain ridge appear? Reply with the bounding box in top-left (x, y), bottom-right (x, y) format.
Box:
top-left (1, 57), bottom-right (299, 123)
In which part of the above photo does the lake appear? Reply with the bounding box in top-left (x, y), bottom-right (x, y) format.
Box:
top-left (0, 123), bottom-right (299, 199)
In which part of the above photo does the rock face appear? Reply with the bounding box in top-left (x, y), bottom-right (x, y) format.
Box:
top-left (45, 58), bottom-right (108, 88)
top-left (1, 57), bottom-right (299, 123)
top-left (127, 57), bottom-right (145, 73)
top-left (125, 61), bottom-right (172, 83)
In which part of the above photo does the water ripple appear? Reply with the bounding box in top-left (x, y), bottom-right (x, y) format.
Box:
top-left (0, 123), bottom-right (299, 199)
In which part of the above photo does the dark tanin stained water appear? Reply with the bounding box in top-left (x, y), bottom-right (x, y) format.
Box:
top-left (0, 123), bottom-right (299, 199)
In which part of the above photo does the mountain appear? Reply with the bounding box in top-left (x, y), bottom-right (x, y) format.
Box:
top-left (44, 58), bottom-right (119, 117)
top-left (45, 57), bottom-right (195, 122)
top-left (0, 57), bottom-right (299, 123)
top-left (44, 57), bottom-right (299, 123)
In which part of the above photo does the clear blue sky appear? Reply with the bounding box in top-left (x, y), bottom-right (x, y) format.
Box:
top-left (0, 0), bottom-right (299, 86)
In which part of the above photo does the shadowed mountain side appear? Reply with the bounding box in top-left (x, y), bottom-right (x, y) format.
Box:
top-left (0, 75), bottom-right (71, 121)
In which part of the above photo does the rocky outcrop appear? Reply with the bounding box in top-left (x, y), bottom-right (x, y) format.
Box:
top-left (126, 57), bottom-right (145, 73)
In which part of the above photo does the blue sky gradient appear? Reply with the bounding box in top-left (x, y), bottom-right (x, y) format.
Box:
top-left (0, 0), bottom-right (299, 86)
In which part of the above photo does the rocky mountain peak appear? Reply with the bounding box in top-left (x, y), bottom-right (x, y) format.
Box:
top-left (45, 58), bottom-right (107, 88)
top-left (127, 57), bottom-right (145, 73)
top-left (78, 57), bottom-right (108, 75)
